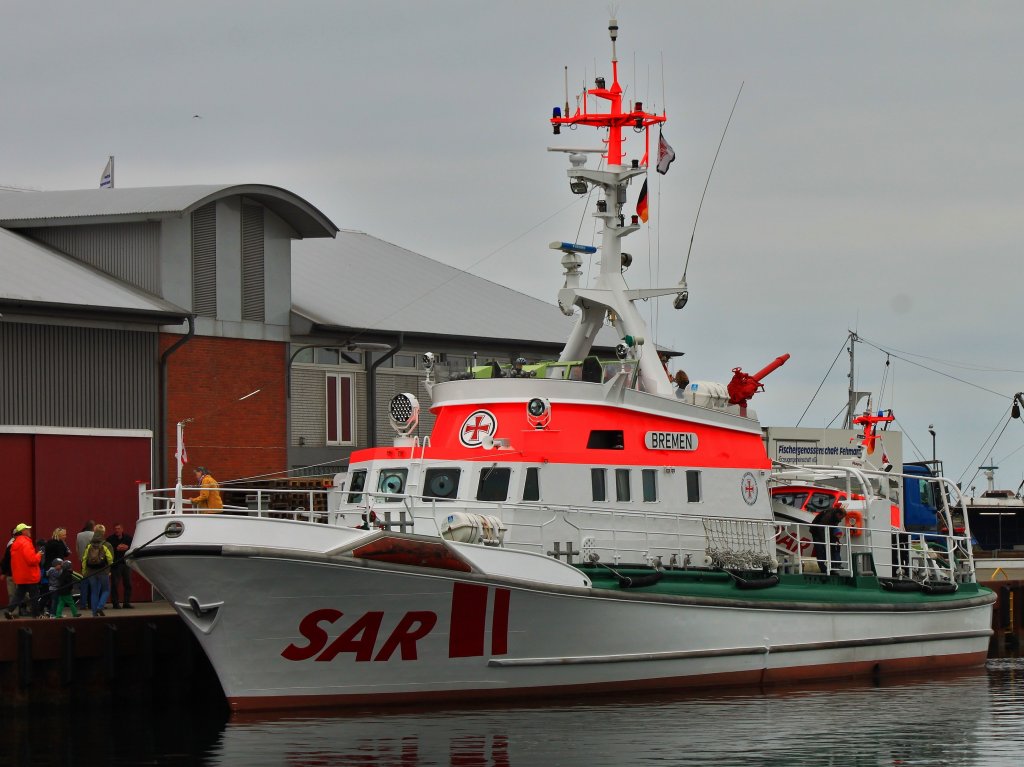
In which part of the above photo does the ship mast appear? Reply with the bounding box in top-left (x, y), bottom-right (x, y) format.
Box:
top-left (549, 19), bottom-right (681, 397)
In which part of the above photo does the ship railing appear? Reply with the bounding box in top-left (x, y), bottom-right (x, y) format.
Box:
top-left (771, 461), bottom-right (977, 582)
top-left (774, 516), bottom-right (974, 583)
top-left (138, 483), bottom-right (336, 524)
top-left (360, 492), bottom-right (772, 567)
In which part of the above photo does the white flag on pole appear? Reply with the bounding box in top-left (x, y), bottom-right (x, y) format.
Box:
top-left (656, 133), bottom-right (676, 175)
top-left (100, 156), bottom-right (114, 189)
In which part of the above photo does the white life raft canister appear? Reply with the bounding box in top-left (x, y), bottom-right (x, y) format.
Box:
top-left (441, 512), bottom-right (507, 546)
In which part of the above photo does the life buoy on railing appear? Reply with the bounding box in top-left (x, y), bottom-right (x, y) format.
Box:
top-left (843, 510), bottom-right (864, 537)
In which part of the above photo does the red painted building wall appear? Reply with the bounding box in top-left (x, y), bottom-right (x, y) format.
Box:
top-left (162, 335), bottom-right (288, 487)
top-left (0, 432), bottom-right (153, 605)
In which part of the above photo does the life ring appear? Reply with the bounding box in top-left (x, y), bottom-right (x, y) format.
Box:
top-left (843, 510), bottom-right (864, 537)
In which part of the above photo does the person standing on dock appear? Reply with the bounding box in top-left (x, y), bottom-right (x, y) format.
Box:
top-left (81, 526), bottom-right (114, 616)
top-left (76, 520), bottom-right (95, 562)
top-left (188, 466), bottom-right (223, 513)
top-left (106, 523), bottom-right (133, 609)
top-left (4, 523), bottom-right (42, 619)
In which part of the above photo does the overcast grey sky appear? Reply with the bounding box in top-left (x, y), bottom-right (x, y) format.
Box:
top-left (3, 1), bottom-right (1024, 491)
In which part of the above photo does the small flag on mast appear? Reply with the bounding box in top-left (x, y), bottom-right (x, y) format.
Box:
top-left (100, 156), bottom-right (114, 189)
top-left (636, 179), bottom-right (649, 223)
top-left (656, 132), bottom-right (676, 175)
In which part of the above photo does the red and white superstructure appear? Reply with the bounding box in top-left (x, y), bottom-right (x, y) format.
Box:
top-left (128, 18), bottom-right (994, 712)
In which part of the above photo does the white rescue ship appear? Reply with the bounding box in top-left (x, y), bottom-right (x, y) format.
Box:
top-left (129, 18), bottom-right (995, 712)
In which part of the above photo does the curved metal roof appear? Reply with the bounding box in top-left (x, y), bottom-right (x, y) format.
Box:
top-left (0, 184), bottom-right (338, 238)
top-left (292, 230), bottom-right (622, 350)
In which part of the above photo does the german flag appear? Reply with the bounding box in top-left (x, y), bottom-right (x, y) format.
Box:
top-left (636, 179), bottom-right (649, 223)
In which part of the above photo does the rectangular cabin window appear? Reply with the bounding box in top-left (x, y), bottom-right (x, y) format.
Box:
top-left (377, 468), bottom-right (408, 502)
top-left (591, 468), bottom-right (607, 502)
top-left (346, 470), bottom-right (366, 504)
top-left (326, 374), bottom-right (354, 445)
top-left (686, 470), bottom-right (702, 503)
top-left (587, 430), bottom-right (624, 449)
top-left (642, 469), bottom-right (658, 502)
top-left (615, 469), bottom-right (631, 502)
top-left (477, 467), bottom-right (511, 502)
top-left (423, 468), bottom-right (461, 501)
top-left (523, 467), bottom-right (540, 501)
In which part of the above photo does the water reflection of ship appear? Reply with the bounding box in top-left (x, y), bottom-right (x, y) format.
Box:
top-left (218, 668), bottom-right (999, 767)
top-left (969, 463), bottom-right (1024, 580)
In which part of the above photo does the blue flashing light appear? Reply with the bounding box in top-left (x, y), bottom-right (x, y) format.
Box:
top-left (552, 106), bottom-right (562, 118)
top-left (549, 241), bottom-right (598, 254)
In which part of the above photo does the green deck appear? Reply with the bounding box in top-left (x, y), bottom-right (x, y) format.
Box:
top-left (576, 565), bottom-right (991, 607)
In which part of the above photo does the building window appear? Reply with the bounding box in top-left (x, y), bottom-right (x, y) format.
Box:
top-left (642, 469), bottom-right (658, 502)
top-left (393, 353), bottom-right (418, 369)
top-left (591, 468), bottom-right (607, 502)
top-left (326, 374), bottom-right (355, 445)
top-left (317, 348), bottom-right (341, 366)
top-left (523, 467), bottom-right (540, 501)
top-left (241, 204), bottom-right (265, 321)
top-left (477, 467), bottom-right (511, 502)
top-left (615, 469), bottom-right (631, 502)
top-left (686, 470), bottom-right (702, 503)
top-left (191, 202), bottom-right (216, 317)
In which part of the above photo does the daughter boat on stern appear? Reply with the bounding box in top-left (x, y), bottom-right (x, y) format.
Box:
top-left (128, 18), bottom-right (995, 712)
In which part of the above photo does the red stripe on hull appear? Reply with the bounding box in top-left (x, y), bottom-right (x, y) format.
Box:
top-left (225, 649), bottom-right (989, 712)
top-left (448, 582), bottom-right (489, 658)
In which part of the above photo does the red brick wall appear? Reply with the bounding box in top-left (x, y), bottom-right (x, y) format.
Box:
top-left (161, 335), bottom-right (287, 486)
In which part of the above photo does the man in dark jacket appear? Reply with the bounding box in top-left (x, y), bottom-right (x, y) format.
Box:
top-left (811, 503), bottom-right (847, 574)
top-left (4, 523), bottom-right (42, 619)
top-left (106, 523), bottom-right (134, 608)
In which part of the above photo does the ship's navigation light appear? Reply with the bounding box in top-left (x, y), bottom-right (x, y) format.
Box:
top-left (389, 392), bottom-right (420, 436)
top-left (608, 18), bottom-right (618, 41)
top-left (631, 214), bottom-right (639, 225)
top-left (596, 199), bottom-right (608, 212)
top-left (595, 76), bottom-right (606, 90)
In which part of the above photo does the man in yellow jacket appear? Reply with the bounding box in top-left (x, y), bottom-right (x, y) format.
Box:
top-left (189, 466), bottom-right (223, 512)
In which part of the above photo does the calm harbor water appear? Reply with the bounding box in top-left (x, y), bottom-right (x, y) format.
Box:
top-left (4, 659), bottom-right (1023, 766)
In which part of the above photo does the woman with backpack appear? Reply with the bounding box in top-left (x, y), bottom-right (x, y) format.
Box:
top-left (80, 525), bottom-right (114, 616)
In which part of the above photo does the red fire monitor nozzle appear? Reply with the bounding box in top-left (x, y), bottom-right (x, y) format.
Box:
top-left (727, 353), bottom-right (791, 407)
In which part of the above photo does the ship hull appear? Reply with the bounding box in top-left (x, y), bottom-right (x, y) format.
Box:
top-left (131, 530), bottom-right (994, 712)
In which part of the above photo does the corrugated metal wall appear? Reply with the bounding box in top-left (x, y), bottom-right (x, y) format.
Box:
top-left (192, 203), bottom-right (216, 317)
top-left (0, 322), bottom-right (158, 429)
top-left (241, 204), bottom-right (265, 322)
top-left (23, 222), bottom-right (161, 294)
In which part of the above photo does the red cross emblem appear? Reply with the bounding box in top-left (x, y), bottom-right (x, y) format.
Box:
top-left (460, 410), bottom-right (497, 448)
top-left (741, 472), bottom-right (758, 505)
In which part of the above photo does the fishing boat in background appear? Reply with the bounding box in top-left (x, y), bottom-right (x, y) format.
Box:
top-left (127, 18), bottom-right (995, 712)
top-left (965, 464), bottom-right (1024, 579)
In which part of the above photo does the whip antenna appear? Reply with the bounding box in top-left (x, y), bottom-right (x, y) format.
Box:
top-left (678, 82), bottom-right (744, 300)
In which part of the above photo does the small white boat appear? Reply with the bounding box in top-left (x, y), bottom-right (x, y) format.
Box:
top-left (128, 18), bottom-right (994, 712)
